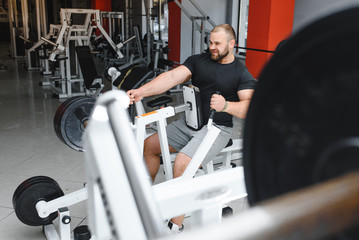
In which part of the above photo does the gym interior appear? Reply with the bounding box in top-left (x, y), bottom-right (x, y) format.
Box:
top-left (1, 0), bottom-right (359, 239)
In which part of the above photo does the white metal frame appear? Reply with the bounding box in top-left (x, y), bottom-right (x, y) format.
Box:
top-left (84, 90), bottom-right (247, 239)
top-left (30, 90), bottom-right (246, 240)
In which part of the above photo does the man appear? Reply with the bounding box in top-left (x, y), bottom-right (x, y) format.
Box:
top-left (127, 24), bottom-right (256, 233)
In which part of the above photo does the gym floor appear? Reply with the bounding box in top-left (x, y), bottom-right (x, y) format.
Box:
top-left (0, 43), bottom-right (249, 239)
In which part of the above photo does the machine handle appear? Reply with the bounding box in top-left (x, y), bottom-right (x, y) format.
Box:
top-left (207, 91), bottom-right (221, 129)
top-left (40, 37), bottom-right (57, 47)
top-left (19, 35), bottom-right (31, 43)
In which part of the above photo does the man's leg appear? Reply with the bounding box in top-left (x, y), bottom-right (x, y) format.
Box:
top-left (168, 125), bottom-right (232, 229)
top-left (170, 152), bottom-right (192, 227)
top-left (143, 133), bottom-right (177, 181)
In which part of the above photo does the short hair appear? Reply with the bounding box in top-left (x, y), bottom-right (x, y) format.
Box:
top-left (212, 24), bottom-right (236, 42)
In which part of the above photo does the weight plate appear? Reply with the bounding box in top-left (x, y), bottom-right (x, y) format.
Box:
top-left (12, 176), bottom-right (64, 226)
top-left (54, 96), bottom-right (88, 134)
top-left (55, 97), bottom-right (96, 151)
top-left (54, 97), bottom-right (85, 140)
top-left (243, 5), bottom-right (359, 209)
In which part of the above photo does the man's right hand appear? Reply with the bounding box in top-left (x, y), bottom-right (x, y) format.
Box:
top-left (127, 88), bottom-right (144, 105)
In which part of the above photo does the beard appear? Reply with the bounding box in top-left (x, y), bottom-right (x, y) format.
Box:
top-left (211, 47), bottom-right (230, 62)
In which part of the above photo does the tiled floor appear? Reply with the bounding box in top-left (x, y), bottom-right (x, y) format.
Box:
top-left (0, 43), bottom-right (248, 239)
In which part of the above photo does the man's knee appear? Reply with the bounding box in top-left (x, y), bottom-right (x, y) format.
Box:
top-left (143, 134), bottom-right (161, 156)
top-left (174, 153), bottom-right (191, 167)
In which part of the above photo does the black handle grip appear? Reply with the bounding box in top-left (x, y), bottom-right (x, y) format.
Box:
top-left (209, 91), bottom-right (222, 118)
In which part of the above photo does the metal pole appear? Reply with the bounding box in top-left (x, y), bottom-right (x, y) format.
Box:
top-left (8, 0), bottom-right (16, 57)
top-left (188, 0), bottom-right (216, 27)
top-left (125, 0), bottom-right (130, 60)
top-left (144, 0), bottom-right (151, 65)
top-left (192, 20), bottom-right (195, 55)
top-left (200, 19), bottom-right (205, 53)
top-left (35, 0), bottom-right (41, 42)
top-left (21, 0), bottom-right (30, 64)
top-left (40, 0), bottom-right (47, 36)
top-left (158, 0), bottom-right (162, 41)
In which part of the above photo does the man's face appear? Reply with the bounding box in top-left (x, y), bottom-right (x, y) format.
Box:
top-left (209, 30), bottom-right (233, 62)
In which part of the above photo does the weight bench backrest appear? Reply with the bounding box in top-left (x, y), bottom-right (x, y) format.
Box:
top-left (75, 46), bottom-right (102, 89)
top-left (113, 65), bottom-right (154, 91)
top-left (113, 65), bottom-right (155, 121)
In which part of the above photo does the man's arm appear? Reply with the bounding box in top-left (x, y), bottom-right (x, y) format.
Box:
top-left (210, 89), bottom-right (254, 119)
top-left (127, 65), bottom-right (192, 104)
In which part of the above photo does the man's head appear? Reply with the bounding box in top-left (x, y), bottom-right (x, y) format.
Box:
top-left (209, 24), bottom-right (236, 63)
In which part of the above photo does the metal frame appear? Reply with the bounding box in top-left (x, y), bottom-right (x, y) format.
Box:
top-left (84, 90), bottom-right (247, 239)
top-left (27, 90), bottom-right (246, 239)
top-left (173, 0), bottom-right (216, 54)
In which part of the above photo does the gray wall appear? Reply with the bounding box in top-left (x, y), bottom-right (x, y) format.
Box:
top-left (293, 0), bottom-right (359, 33)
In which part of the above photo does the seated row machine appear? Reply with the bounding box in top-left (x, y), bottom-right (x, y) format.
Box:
top-left (12, 91), bottom-right (247, 240)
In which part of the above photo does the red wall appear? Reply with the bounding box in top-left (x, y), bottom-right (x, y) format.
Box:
top-left (168, 1), bottom-right (181, 63)
top-left (92, 0), bottom-right (111, 35)
top-left (246, 0), bottom-right (295, 79)
top-left (91, 0), bottom-right (111, 11)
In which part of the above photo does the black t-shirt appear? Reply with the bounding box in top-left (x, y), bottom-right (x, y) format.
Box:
top-left (183, 52), bottom-right (256, 127)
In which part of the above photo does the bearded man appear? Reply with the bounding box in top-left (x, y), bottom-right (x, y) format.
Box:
top-left (127, 24), bottom-right (256, 234)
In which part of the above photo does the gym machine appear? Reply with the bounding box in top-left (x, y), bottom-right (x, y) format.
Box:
top-left (100, 11), bottom-right (125, 43)
top-left (9, 0), bottom-right (49, 70)
top-left (53, 73), bottom-right (241, 178)
top-left (96, 11), bottom-right (126, 63)
top-left (25, 24), bottom-right (62, 74)
top-left (12, 4), bottom-right (359, 240)
top-left (106, 65), bottom-right (243, 174)
top-left (84, 90), bottom-right (247, 239)
top-left (12, 90), bottom-right (247, 240)
top-left (39, 8), bottom-right (139, 99)
top-left (87, 4), bottom-right (359, 239)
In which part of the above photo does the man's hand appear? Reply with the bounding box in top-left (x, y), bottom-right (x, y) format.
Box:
top-left (127, 88), bottom-right (144, 105)
top-left (210, 93), bottom-right (226, 112)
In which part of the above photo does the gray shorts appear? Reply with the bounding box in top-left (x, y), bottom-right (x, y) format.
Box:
top-left (166, 118), bottom-right (232, 164)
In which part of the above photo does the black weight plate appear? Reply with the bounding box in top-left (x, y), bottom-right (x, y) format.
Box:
top-left (59, 97), bottom-right (96, 151)
top-left (243, 4), bottom-right (359, 212)
top-left (13, 176), bottom-right (54, 200)
top-left (54, 96), bottom-right (88, 139)
top-left (54, 96), bottom-right (92, 150)
top-left (13, 176), bottom-right (64, 226)
top-left (54, 97), bottom-right (85, 142)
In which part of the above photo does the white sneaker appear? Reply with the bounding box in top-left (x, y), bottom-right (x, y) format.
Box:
top-left (167, 220), bottom-right (184, 234)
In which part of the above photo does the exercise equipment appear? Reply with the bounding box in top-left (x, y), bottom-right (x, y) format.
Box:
top-left (53, 66), bottom-right (154, 151)
top-left (12, 91), bottom-right (246, 240)
top-left (134, 84), bottom-right (209, 180)
top-left (14, 4), bottom-right (359, 240)
top-left (83, 90), bottom-right (247, 239)
top-left (13, 176), bottom-right (64, 226)
top-left (100, 11), bottom-right (125, 44)
top-left (13, 175), bottom-right (88, 240)
top-left (75, 46), bottom-right (103, 91)
top-left (54, 96), bottom-right (96, 151)
top-left (41, 8), bottom-right (131, 99)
